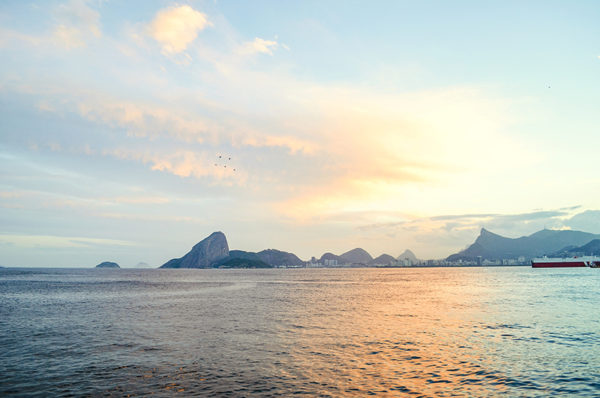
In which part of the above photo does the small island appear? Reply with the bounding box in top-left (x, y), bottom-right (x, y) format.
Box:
top-left (95, 261), bottom-right (120, 269)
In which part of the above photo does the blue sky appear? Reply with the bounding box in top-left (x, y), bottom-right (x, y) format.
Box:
top-left (1, 0), bottom-right (599, 267)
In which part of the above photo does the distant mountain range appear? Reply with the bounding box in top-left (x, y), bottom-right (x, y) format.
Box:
top-left (160, 231), bottom-right (418, 268)
top-left (159, 227), bottom-right (600, 269)
top-left (446, 228), bottom-right (600, 261)
top-left (552, 239), bottom-right (600, 257)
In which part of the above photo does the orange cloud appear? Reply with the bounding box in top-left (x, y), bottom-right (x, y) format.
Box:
top-left (149, 5), bottom-right (210, 55)
top-left (105, 148), bottom-right (245, 184)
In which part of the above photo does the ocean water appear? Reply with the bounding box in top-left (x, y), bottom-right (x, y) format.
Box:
top-left (1, 267), bottom-right (599, 397)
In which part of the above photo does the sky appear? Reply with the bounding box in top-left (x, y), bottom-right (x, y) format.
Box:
top-left (1, 0), bottom-right (600, 267)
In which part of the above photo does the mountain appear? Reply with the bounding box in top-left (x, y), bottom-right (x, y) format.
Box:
top-left (369, 254), bottom-right (396, 266)
top-left (218, 257), bottom-right (272, 268)
top-left (135, 262), bottom-right (152, 268)
top-left (397, 249), bottom-right (418, 262)
top-left (447, 228), bottom-right (600, 261)
top-left (96, 261), bottom-right (120, 268)
top-left (160, 231), bottom-right (229, 268)
top-left (227, 250), bottom-right (262, 261)
top-left (340, 248), bottom-right (373, 264)
top-left (257, 249), bottom-right (304, 266)
top-left (216, 249), bottom-right (303, 267)
top-left (563, 239), bottom-right (600, 256)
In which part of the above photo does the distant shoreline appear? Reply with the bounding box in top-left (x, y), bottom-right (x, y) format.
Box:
top-left (0, 264), bottom-right (536, 270)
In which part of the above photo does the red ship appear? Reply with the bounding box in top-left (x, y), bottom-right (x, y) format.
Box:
top-left (531, 256), bottom-right (600, 268)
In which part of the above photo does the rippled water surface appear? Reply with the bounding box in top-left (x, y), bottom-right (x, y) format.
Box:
top-left (1, 267), bottom-right (599, 396)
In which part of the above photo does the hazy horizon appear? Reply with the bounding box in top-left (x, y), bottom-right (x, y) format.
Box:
top-left (2, 1), bottom-right (600, 267)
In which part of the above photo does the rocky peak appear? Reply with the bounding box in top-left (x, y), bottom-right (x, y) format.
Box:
top-left (397, 249), bottom-right (418, 262)
top-left (340, 248), bottom-right (373, 264)
top-left (160, 231), bottom-right (229, 268)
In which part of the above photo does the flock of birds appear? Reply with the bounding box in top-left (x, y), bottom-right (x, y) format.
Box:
top-left (214, 155), bottom-right (236, 172)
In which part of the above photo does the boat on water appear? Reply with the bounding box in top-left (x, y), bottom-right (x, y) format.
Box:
top-left (531, 256), bottom-right (600, 268)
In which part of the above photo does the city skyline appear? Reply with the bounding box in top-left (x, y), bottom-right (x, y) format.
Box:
top-left (1, 0), bottom-right (600, 267)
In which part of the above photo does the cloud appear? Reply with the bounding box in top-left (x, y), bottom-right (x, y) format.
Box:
top-left (53, 24), bottom-right (86, 49)
top-left (0, 28), bottom-right (43, 48)
top-left (0, 0), bottom-right (101, 50)
top-left (0, 2), bottom-right (534, 228)
top-left (0, 234), bottom-right (134, 249)
top-left (430, 213), bottom-right (498, 221)
top-left (77, 99), bottom-right (218, 143)
top-left (0, 191), bottom-right (24, 199)
top-left (73, 95), bottom-right (318, 155)
top-left (256, 84), bottom-right (524, 220)
top-left (105, 147), bottom-right (244, 183)
top-left (94, 212), bottom-right (201, 223)
top-left (430, 210), bottom-right (568, 223)
top-left (241, 132), bottom-right (317, 154)
top-left (358, 208), bottom-right (584, 239)
top-left (565, 210), bottom-right (600, 233)
top-left (53, 0), bottom-right (101, 49)
top-left (108, 196), bottom-right (170, 205)
top-left (238, 37), bottom-right (278, 55)
top-left (149, 5), bottom-right (210, 55)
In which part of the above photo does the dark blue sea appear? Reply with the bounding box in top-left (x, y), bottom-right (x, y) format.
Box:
top-left (1, 267), bottom-right (599, 397)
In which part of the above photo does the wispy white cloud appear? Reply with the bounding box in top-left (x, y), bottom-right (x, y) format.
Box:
top-left (357, 207), bottom-right (589, 239)
top-left (94, 212), bottom-right (202, 223)
top-left (107, 196), bottom-right (171, 205)
top-left (238, 37), bottom-right (278, 56)
top-left (53, 24), bottom-right (86, 49)
top-left (0, 28), bottom-right (44, 48)
top-left (0, 0), bottom-right (101, 50)
top-left (0, 234), bottom-right (134, 249)
top-left (148, 5), bottom-right (210, 55)
top-left (77, 99), bottom-right (218, 143)
top-left (53, 0), bottom-right (101, 49)
top-left (566, 210), bottom-right (600, 232)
